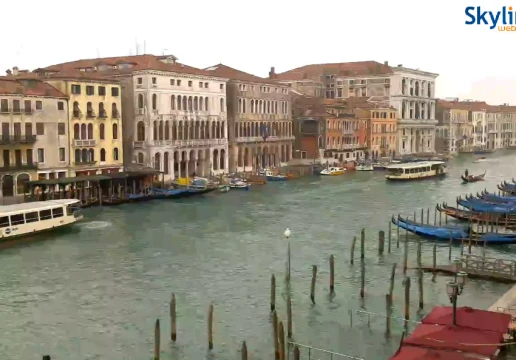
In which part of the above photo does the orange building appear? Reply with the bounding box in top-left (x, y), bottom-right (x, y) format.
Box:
top-left (354, 106), bottom-right (398, 159)
top-left (324, 101), bottom-right (368, 162)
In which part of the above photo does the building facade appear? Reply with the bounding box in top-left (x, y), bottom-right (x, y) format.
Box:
top-left (39, 75), bottom-right (124, 177)
top-left (389, 66), bottom-right (438, 155)
top-left (435, 101), bottom-right (473, 154)
top-left (361, 107), bottom-right (398, 159)
top-left (0, 77), bottom-right (68, 197)
top-left (39, 54), bottom-right (228, 180)
top-left (205, 65), bottom-right (293, 172)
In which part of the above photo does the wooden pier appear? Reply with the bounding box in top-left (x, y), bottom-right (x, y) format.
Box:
top-left (420, 254), bottom-right (516, 283)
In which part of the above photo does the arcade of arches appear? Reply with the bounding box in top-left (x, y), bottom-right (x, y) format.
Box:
top-left (234, 121), bottom-right (292, 138)
top-left (0, 173), bottom-right (31, 197)
top-left (135, 119), bottom-right (226, 142)
top-left (136, 147), bottom-right (228, 179)
top-left (230, 143), bottom-right (292, 172)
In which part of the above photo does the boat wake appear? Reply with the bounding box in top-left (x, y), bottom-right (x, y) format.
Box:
top-left (80, 221), bottom-right (112, 230)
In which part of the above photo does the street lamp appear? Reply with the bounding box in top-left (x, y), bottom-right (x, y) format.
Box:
top-left (446, 258), bottom-right (468, 326)
top-left (284, 228), bottom-right (291, 282)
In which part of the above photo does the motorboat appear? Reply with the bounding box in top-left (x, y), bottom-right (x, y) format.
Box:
top-left (385, 161), bottom-right (447, 181)
top-left (259, 169), bottom-right (288, 181)
top-left (319, 167), bottom-right (345, 176)
top-left (356, 163), bottom-right (374, 171)
top-left (230, 179), bottom-right (250, 190)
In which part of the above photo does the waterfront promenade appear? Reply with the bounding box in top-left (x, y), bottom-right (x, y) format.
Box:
top-left (0, 153), bottom-right (516, 359)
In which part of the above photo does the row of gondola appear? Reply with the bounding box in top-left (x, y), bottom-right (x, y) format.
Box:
top-left (392, 179), bottom-right (516, 245)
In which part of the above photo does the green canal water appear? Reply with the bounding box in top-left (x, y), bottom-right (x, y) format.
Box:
top-left (1, 153), bottom-right (516, 359)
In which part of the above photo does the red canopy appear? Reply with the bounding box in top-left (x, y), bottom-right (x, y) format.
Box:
top-left (422, 306), bottom-right (511, 334)
top-left (403, 324), bottom-right (504, 357)
top-left (390, 345), bottom-right (473, 359)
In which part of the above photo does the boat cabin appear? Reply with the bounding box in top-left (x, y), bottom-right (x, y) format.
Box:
top-left (385, 161), bottom-right (446, 181)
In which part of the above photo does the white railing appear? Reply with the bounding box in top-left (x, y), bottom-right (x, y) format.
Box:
top-left (74, 139), bottom-right (97, 147)
top-left (236, 135), bottom-right (295, 142)
top-left (133, 141), bottom-right (145, 148)
top-left (150, 139), bottom-right (227, 147)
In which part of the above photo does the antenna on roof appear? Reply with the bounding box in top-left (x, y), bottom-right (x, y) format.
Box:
top-left (135, 37), bottom-right (139, 55)
top-left (96, 48), bottom-right (100, 58)
top-left (162, 48), bottom-right (168, 55)
top-left (143, 40), bottom-right (146, 54)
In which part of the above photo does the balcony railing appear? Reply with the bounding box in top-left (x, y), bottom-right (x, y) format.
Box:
top-left (0, 135), bottom-right (37, 145)
top-left (98, 111), bottom-right (107, 119)
top-left (86, 111), bottom-right (96, 119)
top-left (112, 111), bottom-right (120, 119)
top-left (74, 161), bottom-right (97, 166)
top-left (0, 162), bottom-right (38, 171)
top-left (133, 141), bottom-right (145, 149)
top-left (73, 111), bottom-right (83, 119)
top-left (74, 139), bottom-right (97, 147)
top-left (236, 135), bottom-right (295, 143)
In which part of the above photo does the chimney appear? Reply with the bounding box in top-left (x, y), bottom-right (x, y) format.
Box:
top-left (12, 66), bottom-right (19, 76)
top-left (384, 61), bottom-right (389, 66)
top-left (269, 66), bottom-right (276, 79)
top-left (6, 69), bottom-right (11, 75)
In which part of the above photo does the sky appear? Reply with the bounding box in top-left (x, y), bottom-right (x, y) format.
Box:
top-left (1, 0), bottom-right (514, 104)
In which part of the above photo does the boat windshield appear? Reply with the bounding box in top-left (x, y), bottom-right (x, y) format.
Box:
top-left (66, 204), bottom-right (81, 216)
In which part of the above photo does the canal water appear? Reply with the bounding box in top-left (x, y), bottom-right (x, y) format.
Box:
top-left (1, 152), bottom-right (516, 360)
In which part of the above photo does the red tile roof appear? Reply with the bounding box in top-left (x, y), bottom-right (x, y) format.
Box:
top-left (274, 61), bottom-right (393, 81)
top-left (204, 64), bottom-right (284, 85)
top-left (437, 99), bottom-right (516, 113)
top-left (422, 306), bottom-right (511, 334)
top-left (0, 77), bottom-right (67, 98)
top-left (403, 324), bottom-right (503, 357)
top-left (41, 55), bottom-right (219, 78)
top-left (390, 345), bottom-right (474, 360)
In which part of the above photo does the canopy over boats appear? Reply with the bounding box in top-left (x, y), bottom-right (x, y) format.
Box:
top-left (457, 196), bottom-right (516, 214)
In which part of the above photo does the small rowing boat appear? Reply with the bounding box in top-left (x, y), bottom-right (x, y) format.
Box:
top-left (461, 172), bottom-right (486, 184)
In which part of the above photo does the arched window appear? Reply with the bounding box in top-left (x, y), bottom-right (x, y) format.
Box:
top-left (113, 147), bottom-right (119, 161)
top-left (137, 152), bottom-right (144, 164)
top-left (81, 148), bottom-right (88, 162)
top-left (177, 95), bottom-right (182, 110)
top-left (80, 124), bottom-right (86, 140)
top-left (112, 103), bottom-right (119, 118)
top-left (220, 98), bottom-right (225, 112)
top-left (112, 123), bottom-right (118, 139)
top-left (138, 94), bottom-right (144, 109)
top-left (152, 94), bottom-right (157, 110)
top-left (88, 148), bottom-right (94, 161)
top-left (87, 123), bottom-right (93, 139)
top-left (100, 148), bottom-right (106, 162)
top-left (74, 149), bottom-right (81, 163)
top-left (74, 124), bottom-right (80, 139)
top-left (205, 97), bottom-right (209, 111)
top-left (136, 121), bottom-right (145, 141)
top-left (171, 95), bottom-right (176, 110)
top-left (99, 123), bottom-right (105, 140)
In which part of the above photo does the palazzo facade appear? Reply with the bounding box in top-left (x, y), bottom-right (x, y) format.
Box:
top-left (205, 64), bottom-right (293, 172)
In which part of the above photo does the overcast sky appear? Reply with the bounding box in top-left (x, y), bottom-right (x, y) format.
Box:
top-left (1, 0), bottom-right (513, 104)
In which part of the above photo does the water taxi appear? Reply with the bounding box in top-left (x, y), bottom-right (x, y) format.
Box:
top-left (259, 169), bottom-right (287, 181)
top-left (0, 199), bottom-right (83, 239)
top-left (356, 163), bottom-right (374, 171)
top-left (320, 167), bottom-right (345, 176)
top-left (385, 161), bottom-right (447, 181)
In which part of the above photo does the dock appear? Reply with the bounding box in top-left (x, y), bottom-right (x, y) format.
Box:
top-left (420, 253), bottom-right (516, 284)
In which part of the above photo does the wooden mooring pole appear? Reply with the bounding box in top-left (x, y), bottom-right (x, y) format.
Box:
top-left (360, 228), bottom-right (365, 259)
top-left (270, 274), bottom-right (276, 312)
top-left (170, 294), bottom-right (177, 342)
top-left (293, 346), bottom-right (300, 360)
top-left (388, 221), bottom-right (392, 253)
top-left (272, 310), bottom-right (279, 360)
top-left (403, 225), bottom-right (408, 275)
top-left (350, 236), bottom-right (357, 265)
top-left (208, 304), bottom-right (214, 350)
top-left (154, 319), bottom-right (161, 360)
top-left (385, 293), bottom-right (392, 337)
top-left (287, 294), bottom-right (293, 338)
top-left (241, 341), bottom-right (248, 360)
top-left (310, 265), bottom-right (317, 304)
top-left (396, 218), bottom-right (400, 248)
top-left (378, 230), bottom-right (385, 255)
top-left (360, 261), bottom-right (365, 298)
top-left (278, 321), bottom-right (286, 360)
top-left (329, 255), bottom-right (335, 293)
top-left (403, 277), bottom-right (411, 332)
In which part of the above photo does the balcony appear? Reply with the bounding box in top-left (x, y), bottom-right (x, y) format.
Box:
top-left (98, 111), bottom-right (108, 119)
top-left (12, 108), bottom-right (22, 114)
top-left (133, 141), bottom-right (145, 149)
top-left (0, 162), bottom-right (38, 172)
top-left (86, 111), bottom-right (96, 119)
top-left (74, 161), bottom-right (97, 166)
top-left (112, 111), bottom-right (121, 119)
top-left (236, 136), bottom-right (295, 143)
top-left (74, 139), bottom-right (97, 147)
top-left (73, 111), bottom-right (83, 119)
top-left (0, 135), bottom-right (37, 145)
top-left (169, 139), bottom-right (227, 147)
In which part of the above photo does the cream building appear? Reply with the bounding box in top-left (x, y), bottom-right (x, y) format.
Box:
top-left (0, 76), bottom-right (69, 198)
top-left (39, 54), bottom-right (229, 180)
top-left (389, 66), bottom-right (438, 155)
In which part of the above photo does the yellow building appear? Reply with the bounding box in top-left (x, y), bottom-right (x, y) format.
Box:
top-left (42, 73), bottom-right (124, 176)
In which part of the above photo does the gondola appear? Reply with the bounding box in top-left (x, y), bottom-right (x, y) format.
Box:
top-left (80, 197), bottom-right (99, 208)
top-left (393, 215), bottom-right (516, 244)
top-left (479, 190), bottom-right (516, 203)
top-left (457, 196), bottom-right (516, 214)
top-left (461, 172), bottom-right (486, 183)
top-left (101, 196), bottom-right (126, 206)
top-left (436, 203), bottom-right (516, 225)
top-left (127, 193), bottom-right (154, 203)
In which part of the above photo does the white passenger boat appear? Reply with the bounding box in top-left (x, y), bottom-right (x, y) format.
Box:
top-left (319, 167), bottom-right (345, 176)
top-left (0, 199), bottom-right (83, 239)
top-left (356, 163), bottom-right (374, 171)
top-left (385, 161), bottom-right (447, 181)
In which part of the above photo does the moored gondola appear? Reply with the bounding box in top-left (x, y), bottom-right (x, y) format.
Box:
top-left (437, 202), bottom-right (516, 226)
top-left (393, 214), bottom-right (516, 244)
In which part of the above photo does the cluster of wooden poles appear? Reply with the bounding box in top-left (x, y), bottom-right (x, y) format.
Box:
top-left (41, 221), bottom-right (467, 360)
